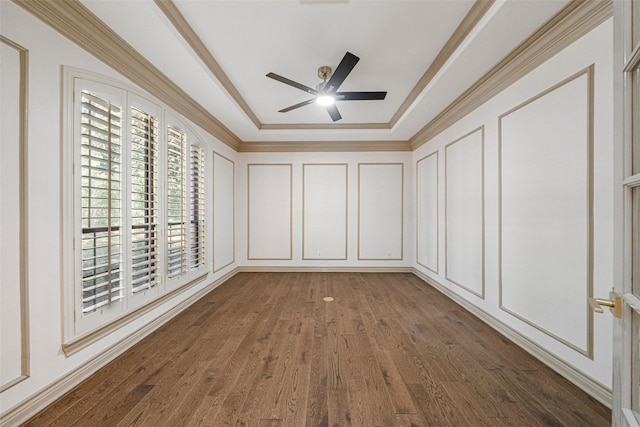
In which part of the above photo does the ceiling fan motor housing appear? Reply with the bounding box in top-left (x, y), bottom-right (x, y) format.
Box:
top-left (317, 66), bottom-right (332, 81)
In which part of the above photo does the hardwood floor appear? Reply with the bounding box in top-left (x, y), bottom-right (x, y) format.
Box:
top-left (24, 272), bottom-right (611, 426)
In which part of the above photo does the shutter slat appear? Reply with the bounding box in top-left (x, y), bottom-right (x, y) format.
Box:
top-left (80, 90), bottom-right (123, 316)
top-left (190, 144), bottom-right (205, 269)
top-left (166, 127), bottom-right (187, 279)
top-left (130, 106), bottom-right (159, 291)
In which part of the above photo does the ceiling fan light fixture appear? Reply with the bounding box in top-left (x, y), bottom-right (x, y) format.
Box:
top-left (316, 94), bottom-right (335, 106)
top-left (266, 52), bottom-right (386, 122)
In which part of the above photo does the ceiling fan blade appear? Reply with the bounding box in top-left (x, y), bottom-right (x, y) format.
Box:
top-left (278, 98), bottom-right (316, 113)
top-left (336, 91), bottom-right (387, 101)
top-left (325, 104), bottom-right (342, 122)
top-left (324, 52), bottom-right (359, 93)
top-left (267, 72), bottom-right (317, 95)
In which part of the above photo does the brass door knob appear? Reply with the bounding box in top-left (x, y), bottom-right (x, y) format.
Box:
top-left (588, 291), bottom-right (622, 318)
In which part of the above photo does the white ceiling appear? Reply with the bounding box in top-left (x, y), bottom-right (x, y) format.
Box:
top-left (81, 0), bottom-right (570, 144)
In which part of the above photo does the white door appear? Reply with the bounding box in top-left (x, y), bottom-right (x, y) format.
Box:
top-left (612, 0), bottom-right (640, 425)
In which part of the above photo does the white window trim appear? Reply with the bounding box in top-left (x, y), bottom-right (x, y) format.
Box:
top-left (62, 67), bottom-right (210, 354)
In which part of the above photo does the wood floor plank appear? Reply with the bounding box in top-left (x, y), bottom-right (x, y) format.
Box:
top-left (304, 299), bottom-right (330, 426)
top-left (394, 413), bottom-right (430, 427)
top-left (277, 364), bottom-right (311, 426)
top-left (337, 333), bottom-right (379, 426)
top-left (115, 401), bottom-right (163, 427)
top-left (326, 385), bottom-right (353, 426)
top-left (25, 272), bottom-right (611, 426)
top-left (406, 382), bottom-right (463, 426)
top-left (294, 315), bottom-right (315, 365)
top-left (325, 294), bottom-right (345, 391)
top-left (23, 380), bottom-right (118, 427)
top-left (374, 349), bottom-right (418, 415)
top-left (491, 366), bottom-right (586, 426)
top-left (240, 319), bottom-right (300, 420)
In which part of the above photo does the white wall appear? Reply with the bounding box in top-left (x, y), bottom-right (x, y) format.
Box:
top-left (413, 19), bottom-right (613, 389)
top-left (0, 1), bottom-right (237, 419)
top-left (1, 35), bottom-right (27, 391)
top-left (237, 152), bottom-right (413, 269)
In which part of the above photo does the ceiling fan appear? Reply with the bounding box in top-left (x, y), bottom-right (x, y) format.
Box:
top-left (266, 52), bottom-right (387, 122)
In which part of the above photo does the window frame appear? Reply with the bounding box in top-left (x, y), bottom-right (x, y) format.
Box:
top-left (72, 78), bottom-right (126, 333)
top-left (62, 68), bottom-right (210, 353)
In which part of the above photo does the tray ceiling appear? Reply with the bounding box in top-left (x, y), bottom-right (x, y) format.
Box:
top-left (74, 0), bottom-right (572, 145)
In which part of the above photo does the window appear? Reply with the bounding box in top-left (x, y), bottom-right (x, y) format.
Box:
top-left (66, 74), bottom-right (209, 343)
top-left (130, 106), bottom-right (159, 294)
top-left (167, 126), bottom-right (187, 279)
top-left (166, 126), bottom-right (206, 280)
top-left (80, 91), bottom-right (123, 315)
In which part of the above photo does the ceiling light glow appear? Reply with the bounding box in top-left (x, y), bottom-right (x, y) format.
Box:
top-left (316, 95), bottom-right (335, 106)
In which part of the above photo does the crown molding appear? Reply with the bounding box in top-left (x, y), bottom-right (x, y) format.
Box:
top-left (389, 0), bottom-right (495, 127)
top-left (259, 122), bottom-right (391, 131)
top-left (12, 0), bottom-right (612, 153)
top-left (409, 0), bottom-right (613, 150)
top-left (153, 0), bottom-right (262, 129)
top-left (12, 0), bottom-right (242, 151)
top-left (155, 0), bottom-right (493, 132)
top-left (239, 140), bottom-right (411, 153)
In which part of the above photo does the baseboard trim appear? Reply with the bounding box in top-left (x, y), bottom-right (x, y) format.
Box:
top-left (411, 268), bottom-right (612, 408)
top-left (236, 265), bottom-right (414, 273)
top-left (0, 268), bottom-right (238, 426)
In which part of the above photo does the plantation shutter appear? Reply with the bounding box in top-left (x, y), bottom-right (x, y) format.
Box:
top-left (130, 106), bottom-right (159, 293)
top-left (167, 126), bottom-right (187, 279)
top-left (190, 144), bottom-right (205, 269)
top-left (80, 91), bottom-right (123, 315)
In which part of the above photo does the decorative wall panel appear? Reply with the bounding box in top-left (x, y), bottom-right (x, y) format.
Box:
top-left (213, 152), bottom-right (235, 271)
top-left (499, 68), bottom-right (593, 355)
top-left (416, 152), bottom-right (439, 273)
top-left (0, 37), bottom-right (29, 391)
top-left (358, 163), bottom-right (403, 260)
top-left (247, 164), bottom-right (292, 260)
top-left (303, 164), bottom-right (348, 260)
top-left (445, 127), bottom-right (484, 297)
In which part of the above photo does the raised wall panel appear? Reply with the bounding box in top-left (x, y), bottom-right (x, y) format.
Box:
top-left (416, 152), bottom-right (439, 273)
top-left (358, 163), bottom-right (403, 260)
top-left (247, 164), bottom-right (292, 260)
top-left (445, 127), bottom-right (484, 297)
top-left (213, 152), bottom-right (235, 271)
top-left (499, 68), bottom-right (592, 355)
top-left (0, 37), bottom-right (29, 391)
top-left (303, 164), bottom-right (347, 260)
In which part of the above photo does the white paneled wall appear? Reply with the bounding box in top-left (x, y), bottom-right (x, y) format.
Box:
top-left (238, 152), bottom-right (411, 267)
top-left (358, 163), bottom-right (404, 260)
top-left (414, 20), bottom-right (613, 391)
top-left (247, 164), bottom-right (292, 260)
top-left (500, 69), bottom-right (592, 355)
top-left (303, 164), bottom-right (348, 260)
top-left (416, 152), bottom-right (439, 273)
top-left (213, 152), bottom-right (235, 272)
top-left (445, 128), bottom-right (485, 297)
top-left (0, 38), bottom-right (27, 391)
